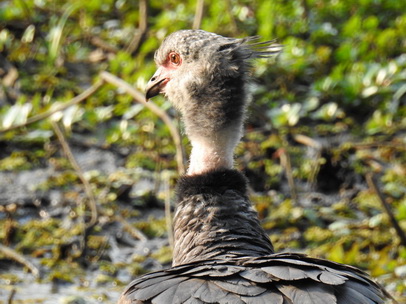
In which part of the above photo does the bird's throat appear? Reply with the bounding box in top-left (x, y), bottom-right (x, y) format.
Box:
top-left (187, 127), bottom-right (241, 176)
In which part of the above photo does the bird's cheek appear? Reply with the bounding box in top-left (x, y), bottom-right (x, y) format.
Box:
top-left (158, 69), bottom-right (178, 91)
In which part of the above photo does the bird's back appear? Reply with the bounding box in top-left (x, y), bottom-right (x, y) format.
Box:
top-left (120, 254), bottom-right (386, 304)
top-left (118, 169), bottom-right (387, 304)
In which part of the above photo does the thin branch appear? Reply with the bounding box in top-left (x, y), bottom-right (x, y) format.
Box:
top-left (126, 0), bottom-right (148, 55)
top-left (0, 79), bottom-right (104, 133)
top-left (100, 71), bottom-right (186, 174)
top-left (366, 173), bottom-right (406, 247)
top-left (293, 134), bottom-right (322, 190)
top-left (293, 134), bottom-right (322, 149)
top-left (7, 288), bottom-right (16, 304)
top-left (0, 244), bottom-right (40, 278)
top-left (279, 147), bottom-right (298, 204)
top-left (115, 215), bottom-right (148, 241)
top-left (193, 0), bottom-right (205, 29)
top-left (90, 235), bottom-right (109, 264)
top-left (51, 121), bottom-right (98, 229)
top-left (90, 36), bottom-right (119, 54)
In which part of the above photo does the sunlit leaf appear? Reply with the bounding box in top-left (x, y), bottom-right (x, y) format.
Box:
top-left (47, 2), bottom-right (80, 63)
top-left (21, 24), bottom-right (35, 43)
top-left (62, 105), bottom-right (84, 129)
top-left (2, 103), bottom-right (32, 128)
top-left (123, 104), bottom-right (144, 120)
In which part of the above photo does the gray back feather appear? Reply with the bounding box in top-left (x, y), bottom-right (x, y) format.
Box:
top-left (119, 253), bottom-right (387, 304)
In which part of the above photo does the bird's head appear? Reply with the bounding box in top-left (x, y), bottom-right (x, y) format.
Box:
top-left (146, 30), bottom-right (225, 103)
top-left (146, 30), bottom-right (281, 117)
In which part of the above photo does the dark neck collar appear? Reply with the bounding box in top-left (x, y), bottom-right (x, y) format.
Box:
top-left (172, 169), bottom-right (274, 266)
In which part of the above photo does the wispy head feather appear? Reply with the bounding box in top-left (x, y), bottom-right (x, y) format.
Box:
top-left (243, 37), bottom-right (283, 58)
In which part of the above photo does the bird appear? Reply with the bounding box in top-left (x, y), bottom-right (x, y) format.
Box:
top-left (118, 30), bottom-right (391, 304)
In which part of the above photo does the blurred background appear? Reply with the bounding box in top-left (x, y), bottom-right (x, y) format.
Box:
top-left (0, 0), bottom-right (405, 303)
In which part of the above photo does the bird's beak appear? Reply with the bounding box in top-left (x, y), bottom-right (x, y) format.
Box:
top-left (145, 67), bottom-right (168, 100)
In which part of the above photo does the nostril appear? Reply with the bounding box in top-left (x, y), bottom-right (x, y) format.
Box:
top-left (151, 76), bottom-right (157, 82)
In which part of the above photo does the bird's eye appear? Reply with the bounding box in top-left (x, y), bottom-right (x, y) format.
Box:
top-left (169, 52), bottom-right (181, 66)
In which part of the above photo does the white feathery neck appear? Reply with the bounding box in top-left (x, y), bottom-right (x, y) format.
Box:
top-left (187, 124), bottom-right (242, 175)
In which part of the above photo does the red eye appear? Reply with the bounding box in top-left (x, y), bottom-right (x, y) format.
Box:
top-left (169, 52), bottom-right (181, 66)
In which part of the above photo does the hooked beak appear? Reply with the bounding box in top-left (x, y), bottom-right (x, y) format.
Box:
top-left (145, 67), bottom-right (168, 100)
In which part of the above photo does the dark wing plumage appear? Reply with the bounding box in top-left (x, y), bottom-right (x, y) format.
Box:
top-left (119, 253), bottom-right (387, 304)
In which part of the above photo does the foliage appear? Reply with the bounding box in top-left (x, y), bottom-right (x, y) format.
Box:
top-left (0, 0), bottom-right (405, 302)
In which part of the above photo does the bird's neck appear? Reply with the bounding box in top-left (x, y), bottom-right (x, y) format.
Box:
top-left (187, 125), bottom-right (242, 175)
top-left (173, 169), bottom-right (274, 266)
top-left (174, 73), bottom-right (248, 176)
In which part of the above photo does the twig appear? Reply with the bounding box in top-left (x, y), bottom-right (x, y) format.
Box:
top-left (193, 0), bottom-right (205, 29)
top-left (293, 134), bottom-right (323, 190)
top-left (90, 235), bottom-right (110, 264)
top-left (7, 288), bottom-right (16, 304)
top-left (90, 36), bottom-right (119, 54)
top-left (51, 121), bottom-right (98, 229)
top-left (100, 71), bottom-right (186, 174)
top-left (126, 0), bottom-right (148, 55)
top-left (0, 79), bottom-right (104, 133)
top-left (279, 147), bottom-right (298, 204)
top-left (0, 244), bottom-right (40, 278)
top-left (293, 134), bottom-right (322, 149)
top-left (366, 173), bottom-right (406, 246)
top-left (307, 150), bottom-right (322, 191)
top-left (115, 215), bottom-right (148, 241)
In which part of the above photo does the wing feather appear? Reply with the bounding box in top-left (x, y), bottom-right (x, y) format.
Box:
top-left (241, 290), bottom-right (284, 304)
top-left (261, 265), bottom-right (311, 281)
top-left (212, 277), bottom-right (266, 296)
top-left (277, 283), bottom-right (337, 304)
top-left (130, 276), bottom-right (187, 301)
top-left (194, 281), bottom-right (229, 303)
top-left (239, 268), bottom-right (278, 283)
